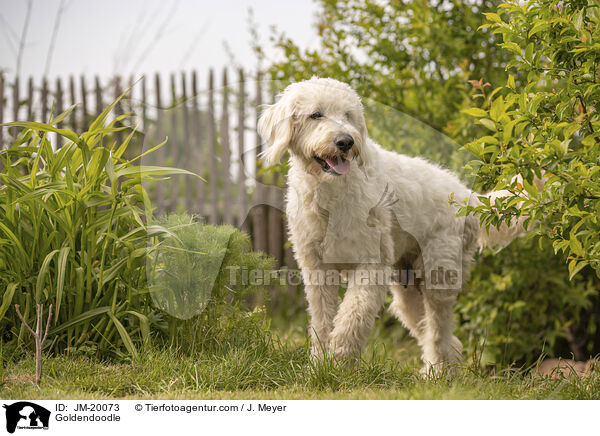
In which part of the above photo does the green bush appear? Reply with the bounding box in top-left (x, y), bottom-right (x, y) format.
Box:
top-left (459, 239), bottom-right (598, 366)
top-left (458, 0), bottom-right (600, 363)
top-left (147, 213), bottom-right (275, 352)
top-left (461, 0), bottom-right (600, 280)
top-left (0, 94), bottom-right (196, 357)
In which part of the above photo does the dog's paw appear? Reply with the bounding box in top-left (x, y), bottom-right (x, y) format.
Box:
top-left (329, 344), bottom-right (360, 367)
top-left (419, 361), bottom-right (461, 379)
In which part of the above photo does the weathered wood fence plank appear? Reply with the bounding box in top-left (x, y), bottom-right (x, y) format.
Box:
top-left (11, 77), bottom-right (19, 140)
top-left (237, 69), bottom-right (248, 232)
top-left (80, 75), bottom-right (88, 130)
top-left (69, 76), bottom-right (77, 133)
top-left (94, 76), bottom-right (102, 118)
top-left (181, 72), bottom-right (193, 213)
top-left (55, 77), bottom-right (63, 148)
top-left (252, 73), bottom-right (268, 253)
top-left (169, 74), bottom-right (179, 212)
top-left (155, 73), bottom-right (165, 214)
top-left (26, 77), bottom-right (34, 121)
top-left (207, 69), bottom-right (218, 224)
top-left (192, 70), bottom-right (204, 217)
top-left (221, 69), bottom-right (233, 225)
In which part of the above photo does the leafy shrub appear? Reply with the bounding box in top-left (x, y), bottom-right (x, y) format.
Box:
top-left (461, 0), bottom-right (600, 280)
top-left (457, 0), bottom-right (600, 363)
top-left (147, 213), bottom-right (274, 352)
top-left (459, 239), bottom-right (598, 366)
top-left (0, 94), bottom-right (196, 357)
top-left (260, 0), bottom-right (600, 364)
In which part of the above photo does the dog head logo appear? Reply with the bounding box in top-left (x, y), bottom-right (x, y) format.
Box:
top-left (3, 402), bottom-right (50, 433)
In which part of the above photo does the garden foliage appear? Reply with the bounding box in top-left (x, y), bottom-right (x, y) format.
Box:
top-left (461, 0), bottom-right (600, 280)
top-left (148, 213), bottom-right (274, 352)
top-left (0, 94), bottom-right (271, 358)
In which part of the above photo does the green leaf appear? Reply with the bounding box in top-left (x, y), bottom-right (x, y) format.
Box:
top-left (507, 75), bottom-right (516, 89)
top-left (109, 312), bottom-right (138, 358)
top-left (480, 136), bottom-right (499, 145)
top-left (115, 165), bottom-right (202, 180)
top-left (573, 9), bottom-right (584, 32)
top-left (483, 12), bottom-right (502, 23)
top-left (461, 108), bottom-right (488, 118)
top-left (0, 283), bottom-right (18, 320)
top-left (569, 237), bottom-right (584, 257)
top-left (500, 42), bottom-right (521, 55)
top-left (55, 246), bottom-right (71, 322)
top-left (568, 259), bottom-right (587, 280)
top-left (490, 96), bottom-right (505, 122)
top-left (524, 43), bottom-right (534, 63)
top-left (478, 118), bottom-right (497, 131)
top-left (48, 307), bottom-right (111, 335)
top-left (523, 178), bottom-right (538, 198)
top-left (1, 121), bottom-right (79, 143)
top-left (36, 249), bottom-right (60, 302)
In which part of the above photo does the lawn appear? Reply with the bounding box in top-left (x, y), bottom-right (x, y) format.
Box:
top-left (2, 326), bottom-right (599, 400)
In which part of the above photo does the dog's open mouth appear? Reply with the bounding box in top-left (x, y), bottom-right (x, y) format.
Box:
top-left (313, 155), bottom-right (350, 176)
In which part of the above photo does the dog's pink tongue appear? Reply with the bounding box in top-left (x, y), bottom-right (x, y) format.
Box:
top-left (325, 157), bottom-right (350, 175)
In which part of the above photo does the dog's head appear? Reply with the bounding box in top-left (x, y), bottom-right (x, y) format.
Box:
top-left (258, 77), bottom-right (369, 181)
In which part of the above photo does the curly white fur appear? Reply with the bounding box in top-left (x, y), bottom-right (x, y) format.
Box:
top-left (258, 77), bottom-right (524, 373)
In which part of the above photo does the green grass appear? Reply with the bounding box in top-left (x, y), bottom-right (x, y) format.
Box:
top-left (2, 330), bottom-right (599, 400)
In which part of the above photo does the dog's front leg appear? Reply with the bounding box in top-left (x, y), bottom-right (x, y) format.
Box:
top-left (305, 281), bottom-right (340, 360)
top-left (329, 265), bottom-right (388, 361)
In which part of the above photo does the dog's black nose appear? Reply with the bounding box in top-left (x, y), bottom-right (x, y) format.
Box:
top-left (334, 134), bottom-right (354, 152)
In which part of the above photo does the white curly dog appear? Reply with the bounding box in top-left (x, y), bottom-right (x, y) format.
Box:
top-left (258, 77), bottom-right (525, 373)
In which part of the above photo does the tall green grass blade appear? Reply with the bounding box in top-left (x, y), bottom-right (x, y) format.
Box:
top-left (115, 166), bottom-right (201, 179)
top-left (0, 121), bottom-right (79, 143)
top-left (109, 312), bottom-right (138, 358)
top-left (49, 104), bottom-right (79, 125)
top-left (0, 222), bottom-right (29, 265)
top-left (48, 307), bottom-right (111, 335)
top-left (0, 283), bottom-right (18, 320)
top-left (122, 138), bottom-right (168, 167)
top-left (35, 249), bottom-right (59, 302)
top-left (123, 310), bottom-right (150, 344)
top-left (55, 246), bottom-right (71, 322)
top-left (87, 84), bottom-right (136, 133)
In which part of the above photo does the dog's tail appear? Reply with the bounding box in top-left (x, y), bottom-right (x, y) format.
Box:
top-left (474, 174), bottom-right (545, 251)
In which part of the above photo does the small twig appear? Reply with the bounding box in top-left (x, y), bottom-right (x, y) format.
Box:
top-left (15, 0), bottom-right (33, 78)
top-left (576, 95), bottom-right (600, 144)
top-left (14, 304), bottom-right (36, 337)
top-left (13, 303), bottom-right (53, 385)
top-left (43, 0), bottom-right (67, 77)
top-left (41, 304), bottom-right (53, 345)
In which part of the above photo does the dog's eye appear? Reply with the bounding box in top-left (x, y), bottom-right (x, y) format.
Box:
top-left (310, 111), bottom-right (323, 119)
top-left (345, 112), bottom-right (351, 120)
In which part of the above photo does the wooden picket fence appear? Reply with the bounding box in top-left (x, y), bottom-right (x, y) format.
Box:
top-left (0, 69), bottom-right (298, 291)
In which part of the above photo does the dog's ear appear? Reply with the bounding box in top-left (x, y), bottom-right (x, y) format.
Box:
top-left (355, 120), bottom-right (371, 167)
top-left (257, 101), bottom-right (293, 165)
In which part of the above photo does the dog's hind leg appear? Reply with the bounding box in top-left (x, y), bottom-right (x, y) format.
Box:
top-left (329, 265), bottom-right (388, 360)
top-left (418, 236), bottom-right (464, 374)
top-left (388, 283), bottom-right (426, 347)
top-left (421, 288), bottom-right (462, 374)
